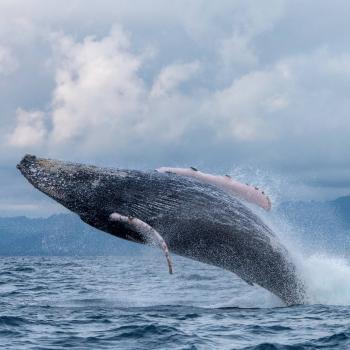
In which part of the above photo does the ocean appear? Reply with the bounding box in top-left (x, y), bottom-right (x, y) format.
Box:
top-left (1, 252), bottom-right (350, 349)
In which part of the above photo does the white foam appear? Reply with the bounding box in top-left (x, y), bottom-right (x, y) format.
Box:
top-left (300, 253), bottom-right (350, 305)
top-left (228, 166), bottom-right (350, 306)
top-left (268, 210), bottom-right (350, 306)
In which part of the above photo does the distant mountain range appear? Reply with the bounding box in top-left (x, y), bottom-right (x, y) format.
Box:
top-left (278, 195), bottom-right (350, 228)
top-left (0, 214), bottom-right (140, 256)
top-left (1, 196), bottom-right (350, 256)
top-left (277, 196), bottom-right (350, 254)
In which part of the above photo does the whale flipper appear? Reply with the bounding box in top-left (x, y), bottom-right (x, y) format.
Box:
top-left (109, 213), bottom-right (173, 274)
top-left (156, 167), bottom-right (271, 211)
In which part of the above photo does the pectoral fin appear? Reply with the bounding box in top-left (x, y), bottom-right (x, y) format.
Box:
top-left (109, 213), bottom-right (173, 274)
top-left (156, 167), bottom-right (271, 211)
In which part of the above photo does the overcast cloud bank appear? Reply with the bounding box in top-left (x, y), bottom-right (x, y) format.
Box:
top-left (1, 1), bottom-right (350, 215)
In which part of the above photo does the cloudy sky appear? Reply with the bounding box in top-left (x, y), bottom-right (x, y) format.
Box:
top-left (1, 0), bottom-right (350, 216)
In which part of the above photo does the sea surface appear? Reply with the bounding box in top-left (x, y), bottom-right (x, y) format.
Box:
top-left (1, 253), bottom-right (350, 350)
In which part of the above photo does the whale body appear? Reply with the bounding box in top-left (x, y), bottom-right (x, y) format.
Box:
top-left (17, 154), bottom-right (306, 305)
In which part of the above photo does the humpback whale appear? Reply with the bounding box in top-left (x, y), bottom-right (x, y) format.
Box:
top-left (17, 154), bottom-right (306, 305)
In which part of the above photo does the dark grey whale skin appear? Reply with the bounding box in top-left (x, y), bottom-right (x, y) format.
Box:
top-left (17, 154), bottom-right (306, 305)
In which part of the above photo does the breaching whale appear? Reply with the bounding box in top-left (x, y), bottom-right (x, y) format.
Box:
top-left (17, 154), bottom-right (306, 305)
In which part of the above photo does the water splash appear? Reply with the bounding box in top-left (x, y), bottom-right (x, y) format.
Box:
top-left (302, 254), bottom-right (350, 305)
top-left (228, 165), bottom-right (350, 306)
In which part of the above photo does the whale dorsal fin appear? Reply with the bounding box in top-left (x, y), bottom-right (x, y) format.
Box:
top-left (156, 167), bottom-right (271, 211)
top-left (109, 213), bottom-right (173, 274)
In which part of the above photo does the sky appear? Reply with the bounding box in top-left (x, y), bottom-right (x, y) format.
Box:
top-left (1, 0), bottom-right (350, 216)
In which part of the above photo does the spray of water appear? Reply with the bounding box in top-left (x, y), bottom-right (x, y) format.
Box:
top-left (302, 254), bottom-right (350, 305)
top-left (230, 166), bottom-right (350, 307)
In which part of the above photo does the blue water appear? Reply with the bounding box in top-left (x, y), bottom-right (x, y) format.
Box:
top-left (1, 254), bottom-right (350, 349)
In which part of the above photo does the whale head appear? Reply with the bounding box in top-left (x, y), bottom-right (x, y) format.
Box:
top-left (17, 154), bottom-right (147, 242)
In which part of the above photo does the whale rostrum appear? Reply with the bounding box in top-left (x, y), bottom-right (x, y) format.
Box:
top-left (17, 154), bottom-right (306, 305)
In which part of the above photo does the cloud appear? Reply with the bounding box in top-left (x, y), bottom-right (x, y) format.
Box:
top-left (47, 28), bottom-right (202, 152)
top-left (219, 33), bottom-right (258, 68)
top-left (2, 0), bottom-right (350, 215)
top-left (0, 45), bottom-right (18, 76)
top-left (50, 26), bottom-right (145, 143)
top-left (151, 61), bottom-right (200, 98)
top-left (8, 108), bottom-right (46, 147)
top-left (6, 26), bottom-right (350, 170)
top-left (6, 27), bottom-right (203, 158)
top-left (207, 66), bottom-right (291, 141)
